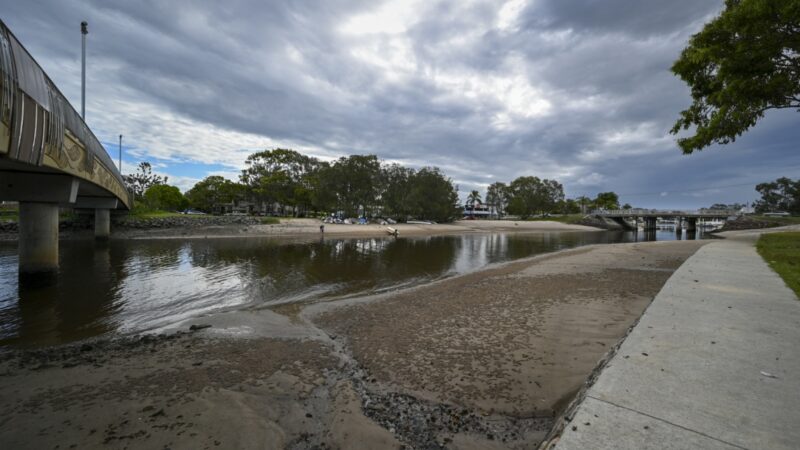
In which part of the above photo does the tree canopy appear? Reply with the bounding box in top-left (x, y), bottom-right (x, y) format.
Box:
top-left (143, 184), bottom-right (188, 211)
top-left (240, 149), bottom-right (318, 215)
top-left (485, 182), bottom-right (509, 218)
top-left (124, 162), bottom-right (167, 199)
top-left (185, 176), bottom-right (245, 212)
top-left (670, 0), bottom-right (800, 153)
top-left (183, 149), bottom-right (462, 222)
top-left (593, 192), bottom-right (620, 210)
top-left (407, 167), bottom-right (459, 223)
top-left (755, 177), bottom-right (799, 214)
top-left (380, 164), bottom-right (415, 219)
top-left (505, 176), bottom-right (565, 219)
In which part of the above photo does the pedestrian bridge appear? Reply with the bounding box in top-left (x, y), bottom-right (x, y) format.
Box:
top-left (593, 209), bottom-right (737, 231)
top-left (0, 20), bottom-right (131, 277)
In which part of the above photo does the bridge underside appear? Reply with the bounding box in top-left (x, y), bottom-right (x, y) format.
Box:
top-left (0, 20), bottom-right (130, 278)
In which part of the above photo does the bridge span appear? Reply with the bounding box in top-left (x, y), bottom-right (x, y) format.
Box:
top-left (594, 209), bottom-right (737, 231)
top-left (0, 20), bottom-right (131, 277)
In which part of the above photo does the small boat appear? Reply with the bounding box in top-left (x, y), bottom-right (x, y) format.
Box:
top-left (386, 226), bottom-right (399, 236)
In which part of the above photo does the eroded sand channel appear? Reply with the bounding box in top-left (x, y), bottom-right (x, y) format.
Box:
top-left (0, 240), bottom-right (706, 449)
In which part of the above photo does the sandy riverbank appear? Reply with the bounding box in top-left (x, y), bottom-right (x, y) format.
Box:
top-left (114, 218), bottom-right (601, 240)
top-left (0, 239), bottom-right (706, 449)
top-left (0, 218), bottom-right (601, 242)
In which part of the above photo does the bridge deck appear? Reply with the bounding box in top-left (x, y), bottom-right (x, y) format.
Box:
top-left (0, 19), bottom-right (130, 209)
top-left (595, 209), bottom-right (736, 219)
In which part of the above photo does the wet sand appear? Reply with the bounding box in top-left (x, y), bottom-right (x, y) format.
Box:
top-left (0, 240), bottom-right (706, 449)
top-left (311, 241), bottom-right (706, 436)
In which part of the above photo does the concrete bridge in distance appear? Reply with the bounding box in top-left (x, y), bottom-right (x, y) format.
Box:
top-left (0, 20), bottom-right (131, 278)
top-left (594, 209), bottom-right (738, 231)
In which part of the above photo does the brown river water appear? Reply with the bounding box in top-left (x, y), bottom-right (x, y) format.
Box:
top-left (0, 228), bottom-right (707, 348)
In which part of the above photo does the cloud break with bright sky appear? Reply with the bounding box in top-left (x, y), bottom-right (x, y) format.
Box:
top-left (3, 0), bottom-right (798, 208)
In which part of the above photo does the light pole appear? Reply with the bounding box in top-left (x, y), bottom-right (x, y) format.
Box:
top-left (118, 134), bottom-right (123, 172)
top-left (81, 21), bottom-right (88, 120)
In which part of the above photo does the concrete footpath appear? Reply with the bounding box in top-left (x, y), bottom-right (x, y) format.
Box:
top-left (551, 235), bottom-right (800, 449)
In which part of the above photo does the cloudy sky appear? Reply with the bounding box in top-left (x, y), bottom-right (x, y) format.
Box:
top-left (2, 0), bottom-right (798, 208)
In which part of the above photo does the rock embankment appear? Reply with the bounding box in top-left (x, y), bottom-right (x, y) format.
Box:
top-left (111, 215), bottom-right (262, 229)
top-left (711, 215), bottom-right (786, 233)
top-left (0, 218), bottom-right (93, 233)
top-left (573, 215), bottom-right (626, 230)
top-left (0, 215), bottom-right (264, 234)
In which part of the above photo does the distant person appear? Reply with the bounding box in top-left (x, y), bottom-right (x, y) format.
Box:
top-left (320, 224), bottom-right (324, 233)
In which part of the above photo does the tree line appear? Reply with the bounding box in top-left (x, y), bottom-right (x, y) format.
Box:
top-left (124, 150), bottom-right (636, 221)
top-left (126, 149), bottom-right (460, 223)
top-left (474, 180), bottom-right (622, 219)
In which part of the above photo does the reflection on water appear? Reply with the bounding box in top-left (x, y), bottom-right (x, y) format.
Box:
top-left (0, 228), bottom-right (708, 348)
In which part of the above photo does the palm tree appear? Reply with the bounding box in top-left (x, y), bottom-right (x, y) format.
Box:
top-left (466, 190), bottom-right (482, 217)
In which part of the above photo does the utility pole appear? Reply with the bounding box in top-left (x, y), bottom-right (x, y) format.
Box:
top-left (118, 134), bottom-right (123, 172)
top-left (81, 21), bottom-right (88, 120)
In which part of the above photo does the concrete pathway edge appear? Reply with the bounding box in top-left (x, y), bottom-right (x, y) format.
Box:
top-left (542, 236), bottom-right (800, 450)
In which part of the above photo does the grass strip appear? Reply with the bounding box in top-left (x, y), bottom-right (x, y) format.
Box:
top-left (757, 232), bottom-right (800, 298)
top-left (260, 217), bottom-right (280, 224)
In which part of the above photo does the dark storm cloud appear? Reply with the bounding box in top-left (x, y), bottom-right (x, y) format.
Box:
top-left (523, 0), bottom-right (722, 37)
top-left (2, 0), bottom-right (793, 206)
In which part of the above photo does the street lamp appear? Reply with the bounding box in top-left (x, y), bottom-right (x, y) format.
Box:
top-left (118, 134), bottom-right (123, 172)
top-left (81, 21), bottom-right (88, 120)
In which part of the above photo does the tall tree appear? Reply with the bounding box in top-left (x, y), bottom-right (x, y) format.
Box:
top-left (485, 182), bottom-right (509, 218)
top-left (506, 176), bottom-right (564, 218)
top-left (559, 199), bottom-right (581, 214)
top-left (309, 161), bottom-right (336, 213)
top-left (240, 149), bottom-right (318, 215)
top-left (318, 155), bottom-right (381, 217)
top-left (380, 164), bottom-right (415, 219)
top-left (185, 176), bottom-right (245, 213)
top-left (755, 177), bottom-right (800, 213)
top-left (143, 184), bottom-right (188, 211)
top-left (407, 167), bottom-right (459, 222)
top-left (542, 179), bottom-right (565, 212)
top-left (670, 0), bottom-right (800, 153)
top-left (594, 192), bottom-right (620, 210)
top-left (124, 162), bottom-right (167, 199)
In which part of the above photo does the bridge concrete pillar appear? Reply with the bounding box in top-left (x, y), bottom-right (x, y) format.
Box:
top-left (18, 202), bottom-right (59, 277)
top-left (686, 218), bottom-right (697, 232)
top-left (644, 217), bottom-right (656, 231)
top-left (94, 209), bottom-right (110, 240)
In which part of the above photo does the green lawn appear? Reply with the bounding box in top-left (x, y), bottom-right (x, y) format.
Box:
top-left (750, 215), bottom-right (800, 225)
top-left (757, 232), bottom-right (800, 298)
top-left (127, 209), bottom-right (189, 219)
top-left (260, 217), bottom-right (280, 224)
top-left (0, 209), bottom-right (75, 222)
top-left (0, 211), bottom-right (18, 222)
